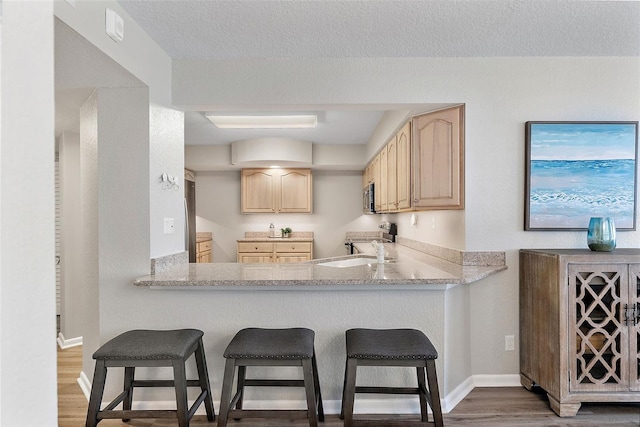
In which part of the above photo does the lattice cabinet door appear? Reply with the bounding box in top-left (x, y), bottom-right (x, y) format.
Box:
top-left (568, 264), bottom-right (630, 392)
top-left (629, 264), bottom-right (640, 391)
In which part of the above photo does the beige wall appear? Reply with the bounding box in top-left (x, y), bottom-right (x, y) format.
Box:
top-left (195, 170), bottom-right (382, 261)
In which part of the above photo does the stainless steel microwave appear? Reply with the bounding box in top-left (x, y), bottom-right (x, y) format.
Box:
top-left (363, 183), bottom-right (375, 214)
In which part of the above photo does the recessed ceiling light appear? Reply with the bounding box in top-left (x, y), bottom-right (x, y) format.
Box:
top-left (205, 114), bottom-right (317, 129)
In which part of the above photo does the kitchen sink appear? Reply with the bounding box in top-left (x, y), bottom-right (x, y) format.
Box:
top-left (317, 257), bottom-right (375, 268)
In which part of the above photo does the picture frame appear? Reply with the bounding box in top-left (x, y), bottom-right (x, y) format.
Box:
top-left (525, 121), bottom-right (638, 231)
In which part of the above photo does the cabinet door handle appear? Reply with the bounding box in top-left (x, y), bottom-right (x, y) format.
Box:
top-left (624, 304), bottom-right (637, 325)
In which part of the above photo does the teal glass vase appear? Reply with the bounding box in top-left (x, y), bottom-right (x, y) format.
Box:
top-left (587, 217), bottom-right (616, 252)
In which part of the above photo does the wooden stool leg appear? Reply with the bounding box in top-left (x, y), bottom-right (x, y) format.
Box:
top-left (122, 366), bottom-right (135, 422)
top-left (173, 359), bottom-right (189, 427)
top-left (235, 365), bottom-right (246, 410)
top-left (339, 357), bottom-right (348, 420)
top-left (194, 338), bottom-right (216, 421)
top-left (416, 365), bottom-right (429, 422)
top-left (312, 351), bottom-right (324, 421)
top-left (342, 358), bottom-right (358, 427)
top-left (217, 358), bottom-right (236, 427)
top-left (426, 360), bottom-right (443, 427)
top-left (302, 358), bottom-right (318, 427)
top-left (85, 360), bottom-right (107, 427)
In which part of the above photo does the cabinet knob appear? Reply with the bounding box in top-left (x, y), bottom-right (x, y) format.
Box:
top-left (255, 246), bottom-right (258, 250)
top-left (292, 246), bottom-right (295, 249)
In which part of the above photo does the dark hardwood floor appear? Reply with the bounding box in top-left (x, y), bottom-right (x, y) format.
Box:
top-left (59, 346), bottom-right (640, 426)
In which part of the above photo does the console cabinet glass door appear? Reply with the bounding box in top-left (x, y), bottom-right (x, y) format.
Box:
top-left (629, 264), bottom-right (640, 391)
top-left (568, 264), bottom-right (630, 392)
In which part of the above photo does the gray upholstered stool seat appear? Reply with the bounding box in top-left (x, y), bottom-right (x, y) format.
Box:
top-left (341, 328), bottom-right (443, 427)
top-left (86, 329), bottom-right (216, 427)
top-left (223, 327), bottom-right (315, 359)
top-left (218, 328), bottom-right (324, 427)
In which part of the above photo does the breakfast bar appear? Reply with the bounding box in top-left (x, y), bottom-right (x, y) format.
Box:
top-left (131, 240), bottom-right (507, 415)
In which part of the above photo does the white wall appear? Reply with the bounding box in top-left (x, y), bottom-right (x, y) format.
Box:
top-left (54, 0), bottom-right (171, 105)
top-left (79, 91), bottom-right (101, 379)
top-left (149, 104), bottom-right (185, 258)
top-left (59, 131), bottom-right (84, 342)
top-left (174, 56), bottom-right (640, 377)
top-left (79, 86), bottom-right (151, 378)
top-left (0, 2), bottom-right (58, 425)
top-left (196, 170), bottom-right (382, 261)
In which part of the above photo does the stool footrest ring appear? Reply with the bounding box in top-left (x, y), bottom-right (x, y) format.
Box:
top-left (98, 409), bottom-right (177, 420)
top-left (355, 386), bottom-right (423, 395)
top-left (228, 409), bottom-right (310, 419)
top-left (243, 379), bottom-right (305, 387)
top-left (132, 379), bottom-right (201, 387)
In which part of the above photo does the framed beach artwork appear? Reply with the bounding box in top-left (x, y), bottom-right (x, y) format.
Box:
top-left (525, 121), bottom-right (638, 231)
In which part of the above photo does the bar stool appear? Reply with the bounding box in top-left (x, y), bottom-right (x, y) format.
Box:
top-left (340, 328), bottom-right (443, 427)
top-left (217, 327), bottom-right (324, 427)
top-left (85, 329), bottom-right (216, 427)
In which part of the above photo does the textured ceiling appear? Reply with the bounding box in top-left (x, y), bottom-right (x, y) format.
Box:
top-left (117, 0), bottom-right (640, 59)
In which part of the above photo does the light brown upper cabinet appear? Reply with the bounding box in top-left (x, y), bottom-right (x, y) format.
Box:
top-left (241, 168), bottom-right (312, 213)
top-left (362, 104), bottom-right (464, 212)
top-left (386, 134), bottom-right (397, 211)
top-left (379, 149), bottom-right (388, 212)
top-left (396, 121), bottom-right (412, 210)
top-left (412, 105), bottom-right (464, 210)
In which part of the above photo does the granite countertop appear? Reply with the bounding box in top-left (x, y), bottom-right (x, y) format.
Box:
top-left (196, 232), bottom-right (212, 243)
top-left (237, 237), bottom-right (314, 242)
top-left (135, 240), bottom-right (507, 289)
top-left (238, 231), bottom-right (314, 243)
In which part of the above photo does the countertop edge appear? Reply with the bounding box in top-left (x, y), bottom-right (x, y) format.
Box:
top-left (135, 243), bottom-right (508, 289)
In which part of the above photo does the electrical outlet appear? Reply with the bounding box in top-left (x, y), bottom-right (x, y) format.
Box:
top-left (163, 218), bottom-right (174, 234)
top-left (505, 335), bottom-right (515, 351)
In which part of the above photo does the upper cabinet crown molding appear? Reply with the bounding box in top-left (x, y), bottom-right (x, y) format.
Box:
top-left (241, 168), bottom-right (312, 214)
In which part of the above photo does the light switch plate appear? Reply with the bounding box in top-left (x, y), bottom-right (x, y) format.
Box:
top-left (105, 8), bottom-right (124, 43)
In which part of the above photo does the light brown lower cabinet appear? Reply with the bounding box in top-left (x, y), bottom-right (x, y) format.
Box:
top-left (520, 249), bottom-right (640, 417)
top-left (196, 239), bottom-right (212, 263)
top-left (237, 241), bottom-right (312, 263)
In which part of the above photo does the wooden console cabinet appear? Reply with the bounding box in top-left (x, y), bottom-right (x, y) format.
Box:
top-left (520, 249), bottom-right (640, 417)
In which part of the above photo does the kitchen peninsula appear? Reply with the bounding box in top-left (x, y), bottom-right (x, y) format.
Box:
top-left (133, 239), bottom-right (506, 413)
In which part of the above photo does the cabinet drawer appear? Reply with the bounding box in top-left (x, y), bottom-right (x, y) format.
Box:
top-left (238, 242), bottom-right (274, 253)
top-left (197, 240), bottom-right (212, 252)
top-left (275, 242), bottom-right (311, 253)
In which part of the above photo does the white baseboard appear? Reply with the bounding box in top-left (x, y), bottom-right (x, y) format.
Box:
top-left (57, 332), bottom-right (82, 349)
top-left (442, 376), bottom-right (476, 413)
top-left (77, 371), bottom-right (92, 401)
top-left (81, 374), bottom-right (522, 415)
top-left (472, 374), bottom-right (521, 388)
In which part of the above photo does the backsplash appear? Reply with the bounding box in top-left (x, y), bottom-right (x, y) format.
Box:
top-left (150, 251), bottom-right (188, 274)
top-left (245, 231), bottom-right (314, 238)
